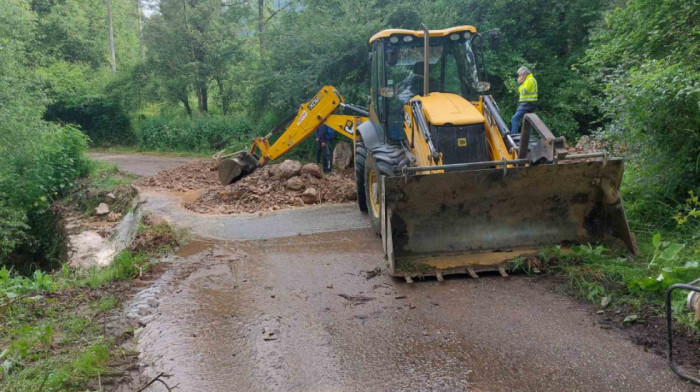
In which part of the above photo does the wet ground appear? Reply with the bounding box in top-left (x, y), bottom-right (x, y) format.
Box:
top-left (90, 152), bottom-right (203, 176)
top-left (97, 153), bottom-right (696, 391)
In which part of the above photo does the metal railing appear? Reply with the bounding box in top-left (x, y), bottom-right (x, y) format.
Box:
top-left (666, 278), bottom-right (700, 386)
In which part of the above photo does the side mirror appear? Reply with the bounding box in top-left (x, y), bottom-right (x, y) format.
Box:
top-left (488, 30), bottom-right (500, 50)
top-left (476, 81), bottom-right (491, 93)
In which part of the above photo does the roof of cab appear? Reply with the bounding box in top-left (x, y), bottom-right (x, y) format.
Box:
top-left (369, 25), bottom-right (477, 44)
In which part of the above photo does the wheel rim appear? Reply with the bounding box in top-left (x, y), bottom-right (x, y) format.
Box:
top-left (368, 169), bottom-right (380, 219)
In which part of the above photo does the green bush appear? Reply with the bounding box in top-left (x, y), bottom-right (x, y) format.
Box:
top-left (584, 0), bottom-right (700, 229)
top-left (44, 96), bottom-right (134, 146)
top-left (137, 113), bottom-right (254, 152)
top-left (0, 122), bottom-right (90, 269)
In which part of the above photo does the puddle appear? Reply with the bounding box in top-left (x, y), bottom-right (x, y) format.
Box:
top-left (175, 237), bottom-right (216, 257)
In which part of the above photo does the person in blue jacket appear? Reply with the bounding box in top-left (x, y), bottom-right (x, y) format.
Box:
top-left (315, 124), bottom-right (334, 173)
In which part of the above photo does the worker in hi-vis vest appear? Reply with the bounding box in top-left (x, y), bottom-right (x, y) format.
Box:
top-left (510, 66), bottom-right (538, 135)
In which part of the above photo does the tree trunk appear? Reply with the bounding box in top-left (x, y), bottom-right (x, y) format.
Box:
top-left (181, 95), bottom-right (192, 116)
top-left (258, 0), bottom-right (264, 59)
top-left (136, 0), bottom-right (145, 60)
top-left (217, 78), bottom-right (229, 115)
top-left (107, 0), bottom-right (116, 73)
top-left (201, 84), bottom-right (208, 112)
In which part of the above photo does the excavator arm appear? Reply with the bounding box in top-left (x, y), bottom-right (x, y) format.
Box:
top-left (215, 85), bottom-right (368, 185)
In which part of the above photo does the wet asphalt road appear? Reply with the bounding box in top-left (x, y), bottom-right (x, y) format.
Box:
top-left (96, 153), bottom-right (695, 391)
top-left (90, 152), bottom-right (203, 176)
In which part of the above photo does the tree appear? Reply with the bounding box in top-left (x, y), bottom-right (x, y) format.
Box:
top-left (144, 0), bottom-right (247, 114)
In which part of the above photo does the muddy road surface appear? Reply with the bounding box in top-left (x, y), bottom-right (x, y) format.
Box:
top-left (95, 154), bottom-right (694, 391)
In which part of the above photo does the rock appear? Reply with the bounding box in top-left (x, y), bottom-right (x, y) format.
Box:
top-left (273, 160), bottom-right (302, 179)
top-left (622, 314), bottom-right (638, 325)
top-left (291, 197), bottom-right (305, 207)
top-left (596, 310), bottom-right (605, 314)
top-left (342, 183), bottom-right (357, 201)
top-left (104, 192), bottom-right (116, 203)
top-left (333, 141), bottom-right (353, 170)
top-left (106, 212), bottom-right (122, 222)
top-left (300, 188), bottom-right (319, 204)
top-left (285, 176), bottom-right (306, 191)
top-left (600, 296), bottom-right (611, 308)
top-left (94, 203), bottom-right (110, 216)
top-left (301, 163), bottom-right (323, 178)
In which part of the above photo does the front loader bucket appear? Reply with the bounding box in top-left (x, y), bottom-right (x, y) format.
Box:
top-left (217, 152), bottom-right (260, 185)
top-left (381, 158), bottom-right (637, 279)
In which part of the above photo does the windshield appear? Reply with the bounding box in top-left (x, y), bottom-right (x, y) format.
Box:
top-left (385, 37), bottom-right (485, 104)
top-left (381, 36), bottom-right (486, 138)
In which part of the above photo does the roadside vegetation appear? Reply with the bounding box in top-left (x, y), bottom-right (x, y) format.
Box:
top-left (0, 215), bottom-right (180, 391)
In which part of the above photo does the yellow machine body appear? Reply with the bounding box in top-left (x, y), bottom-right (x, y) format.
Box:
top-left (376, 87), bottom-right (636, 279)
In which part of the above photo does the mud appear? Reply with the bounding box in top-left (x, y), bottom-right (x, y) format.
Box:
top-left (92, 153), bottom-right (697, 391)
top-left (121, 229), bottom-right (695, 391)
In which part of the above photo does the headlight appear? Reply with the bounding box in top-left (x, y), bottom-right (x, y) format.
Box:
top-left (403, 36), bottom-right (414, 43)
top-left (389, 36), bottom-right (399, 44)
top-left (449, 33), bottom-right (460, 41)
top-left (464, 31), bottom-right (472, 40)
top-left (476, 81), bottom-right (491, 93)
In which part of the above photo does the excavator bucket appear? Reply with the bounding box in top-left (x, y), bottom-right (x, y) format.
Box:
top-left (381, 158), bottom-right (637, 279)
top-left (216, 152), bottom-right (260, 185)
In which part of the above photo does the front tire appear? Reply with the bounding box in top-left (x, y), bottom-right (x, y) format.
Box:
top-left (364, 152), bottom-right (382, 234)
top-left (363, 145), bottom-right (409, 235)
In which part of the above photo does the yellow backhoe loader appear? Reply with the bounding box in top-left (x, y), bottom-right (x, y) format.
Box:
top-left (215, 24), bottom-right (637, 281)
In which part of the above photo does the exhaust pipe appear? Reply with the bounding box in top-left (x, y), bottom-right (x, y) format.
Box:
top-left (421, 24), bottom-right (430, 96)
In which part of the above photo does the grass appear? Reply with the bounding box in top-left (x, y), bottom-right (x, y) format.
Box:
top-left (0, 270), bottom-right (115, 391)
top-left (541, 229), bottom-right (699, 331)
top-left (0, 214), bottom-right (181, 391)
top-left (63, 161), bottom-right (137, 216)
top-left (0, 155), bottom-right (183, 391)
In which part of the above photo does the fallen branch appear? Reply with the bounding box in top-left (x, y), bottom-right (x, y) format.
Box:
top-left (136, 372), bottom-right (179, 392)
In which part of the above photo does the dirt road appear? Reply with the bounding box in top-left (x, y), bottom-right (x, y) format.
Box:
top-left (94, 153), bottom-right (695, 391)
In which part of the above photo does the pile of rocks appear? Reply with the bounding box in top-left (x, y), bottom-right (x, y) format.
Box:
top-left (185, 160), bottom-right (357, 214)
top-left (136, 160), bottom-right (218, 191)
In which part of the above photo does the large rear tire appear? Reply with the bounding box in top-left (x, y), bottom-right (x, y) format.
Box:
top-left (355, 140), bottom-right (368, 213)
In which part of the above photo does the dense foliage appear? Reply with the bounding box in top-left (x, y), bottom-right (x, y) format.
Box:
top-left (584, 0), bottom-right (699, 230)
top-left (0, 0), bottom-right (91, 268)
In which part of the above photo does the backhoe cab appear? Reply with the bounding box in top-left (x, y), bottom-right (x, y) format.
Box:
top-left (357, 25), bottom-right (636, 280)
